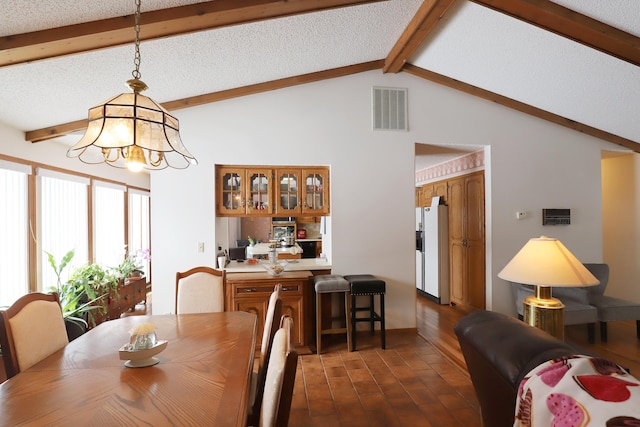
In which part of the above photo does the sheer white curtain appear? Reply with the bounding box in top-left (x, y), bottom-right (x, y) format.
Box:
top-left (93, 181), bottom-right (125, 269)
top-left (0, 160), bottom-right (30, 306)
top-left (37, 168), bottom-right (89, 291)
top-left (128, 189), bottom-right (150, 276)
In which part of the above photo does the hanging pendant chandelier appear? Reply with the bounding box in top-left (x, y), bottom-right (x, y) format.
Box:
top-left (67, 0), bottom-right (197, 171)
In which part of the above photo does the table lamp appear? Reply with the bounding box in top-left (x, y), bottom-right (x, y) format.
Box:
top-left (498, 236), bottom-right (599, 340)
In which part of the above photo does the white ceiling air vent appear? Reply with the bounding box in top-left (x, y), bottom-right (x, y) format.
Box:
top-left (372, 86), bottom-right (408, 131)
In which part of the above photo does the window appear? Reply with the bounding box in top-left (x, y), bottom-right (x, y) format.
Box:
top-left (128, 189), bottom-right (151, 277)
top-left (0, 161), bottom-right (30, 306)
top-left (0, 158), bottom-right (150, 304)
top-left (37, 169), bottom-right (89, 291)
top-left (93, 181), bottom-right (125, 268)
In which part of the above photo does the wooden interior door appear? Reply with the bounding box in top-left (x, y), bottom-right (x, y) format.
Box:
top-left (448, 171), bottom-right (485, 309)
top-left (465, 173), bottom-right (485, 309)
top-left (448, 178), bottom-right (466, 304)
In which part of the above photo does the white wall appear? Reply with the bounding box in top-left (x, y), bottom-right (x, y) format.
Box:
top-left (150, 69), bottom-right (618, 325)
top-left (2, 70), bottom-right (628, 327)
top-left (151, 70), bottom-right (417, 330)
top-left (602, 154), bottom-right (640, 302)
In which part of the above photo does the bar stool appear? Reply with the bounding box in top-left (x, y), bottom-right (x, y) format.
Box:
top-left (344, 274), bottom-right (386, 350)
top-left (313, 274), bottom-right (352, 354)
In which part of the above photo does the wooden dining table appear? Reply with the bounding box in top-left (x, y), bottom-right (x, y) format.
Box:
top-left (0, 311), bottom-right (257, 426)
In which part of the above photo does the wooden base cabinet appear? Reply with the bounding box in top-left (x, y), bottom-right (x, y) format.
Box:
top-left (226, 271), bottom-right (310, 348)
top-left (93, 277), bottom-right (149, 327)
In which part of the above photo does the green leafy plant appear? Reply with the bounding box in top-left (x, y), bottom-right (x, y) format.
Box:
top-left (113, 247), bottom-right (149, 280)
top-left (113, 256), bottom-right (140, 281)
top-left (46, 250), bottom-right (114, 328)
top-left (45, 248), bottom-right (75, 293)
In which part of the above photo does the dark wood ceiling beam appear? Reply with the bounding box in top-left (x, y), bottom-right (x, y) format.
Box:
top-left (1, 0), bottom-right (384, 68)
top-left (470, 0), bottom-right (640, 67)
top-left (403, 64), bottom-right (640, 153)
top-left (384, 0), bottom-right (456, 73)
top-left (26, 60), bottom-right (384, 142)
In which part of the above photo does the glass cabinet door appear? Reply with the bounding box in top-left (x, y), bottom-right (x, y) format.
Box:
top-left (216, 165), bottom-right (330, 217)
top-left (246, 169), bottom-right (273, 215)
top-left (217, 167), bottom-right (245, 215)
top-left (275, 169), bottom-right (301, 214)
top-left (302, 168), bottom-right (330, 215)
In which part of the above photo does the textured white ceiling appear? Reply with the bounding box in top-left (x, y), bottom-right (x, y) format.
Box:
top-left (1, 0), bottom-right (639, 170)
top-left (0, 0), bottom-right (206, 35)
top-left (551, 0), bottom-right (640, 36)
top-left (411, 0), bottom-right (640, 145)
top-left (0, 1), bottom-right (421, 132)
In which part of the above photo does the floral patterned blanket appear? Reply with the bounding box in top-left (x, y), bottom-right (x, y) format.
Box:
top-left (514, 355), bottom-right (640, 426)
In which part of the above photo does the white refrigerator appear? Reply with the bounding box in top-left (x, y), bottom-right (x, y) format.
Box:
top-left (415, 204), bottom-right (450, 304)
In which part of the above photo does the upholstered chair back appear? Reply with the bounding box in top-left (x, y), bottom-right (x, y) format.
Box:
top-left (175, 266), bottom-right (225, 314)
top-left (0, 292), bottom-right (69, 378)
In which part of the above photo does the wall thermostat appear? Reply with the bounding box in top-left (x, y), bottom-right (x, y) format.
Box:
top-left (542, 208), bottom-right (570, 225)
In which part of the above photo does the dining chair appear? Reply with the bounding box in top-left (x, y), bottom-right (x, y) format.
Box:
top-left (259, 317), bottom-right (298, 427)
top-left (0, 292), bottom-right (69, 379)
top-left (175, 266), bottom-right (225, 314)
top-left (275, 315), bottom-right (297, 427)
top-left (248, 284), bottom-right (282, 426)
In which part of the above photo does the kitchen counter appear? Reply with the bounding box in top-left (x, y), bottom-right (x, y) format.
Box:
top-left (295, 238), bottom-right (322, 242)
top-left (250, 242), bottom-right (303, 255)
top-left (223, 258), bottom-right (331, 273)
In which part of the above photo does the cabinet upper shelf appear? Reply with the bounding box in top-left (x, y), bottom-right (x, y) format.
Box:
top-left (216, 165), bottom-right (330, 217)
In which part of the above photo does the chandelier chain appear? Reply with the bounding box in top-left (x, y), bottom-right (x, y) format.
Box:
top-left (132, 0), bottom-right (142, 80)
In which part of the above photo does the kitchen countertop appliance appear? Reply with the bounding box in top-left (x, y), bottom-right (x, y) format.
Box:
top-left (282, 235), bottom-right (295, 247)
top-left (297, 240), bottom-right (317, 259)
top-left (271, 221), bottom-right (296, 244)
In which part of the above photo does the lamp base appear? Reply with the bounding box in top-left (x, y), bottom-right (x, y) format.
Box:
top-left (523, 288), bottom-right (564, 340)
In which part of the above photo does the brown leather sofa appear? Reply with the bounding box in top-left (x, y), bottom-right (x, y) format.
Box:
top-left (454, 310), bottom-right (586, 427)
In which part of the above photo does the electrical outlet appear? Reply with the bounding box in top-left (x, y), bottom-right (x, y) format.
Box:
top-left (198, 242), bottom-right (205, 253)
top-left (516, 211), bottom-right (527, 220)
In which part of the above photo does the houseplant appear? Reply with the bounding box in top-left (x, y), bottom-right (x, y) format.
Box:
top-left (65, 261), bottom-right (118, 326)
top-left (46, 250), bottom-right (115, 337)
top-left (113, 247), bottom-right (149, 281)
top-left (114, 255), bottom-right (140, 281)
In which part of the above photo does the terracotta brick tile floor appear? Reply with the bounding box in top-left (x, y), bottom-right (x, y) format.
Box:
top-left (288, 330), bottom-right (481, 427)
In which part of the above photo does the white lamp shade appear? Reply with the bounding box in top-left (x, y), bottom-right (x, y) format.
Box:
top-left (498, 236), bottom-right (599, 287)
top-left (68, 90), bottom-right (197, 170)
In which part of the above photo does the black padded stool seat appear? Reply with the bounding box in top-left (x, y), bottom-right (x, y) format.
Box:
top-left (344, 274), bottom-right (386, 350)
top-left (313, 275), bottom-right (352, 354)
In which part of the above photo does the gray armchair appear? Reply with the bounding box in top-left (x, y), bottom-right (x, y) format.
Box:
top-left (583, 263), bottom-right (640, 342)
top-left (511, 282), bottom-right (598, 343)
top-left (511, 263), bottom-right (640, 343)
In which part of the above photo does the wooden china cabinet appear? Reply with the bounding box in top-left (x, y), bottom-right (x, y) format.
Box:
top-left (216, 166), bottom-right (274, 216)
top-left (216, 165), bottom-right (330, 217)
top-left (274, 167), bottom-right (330, 216)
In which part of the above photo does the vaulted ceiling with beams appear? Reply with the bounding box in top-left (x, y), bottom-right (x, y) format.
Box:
top-left (1, 0), bottom-right (639, 162)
